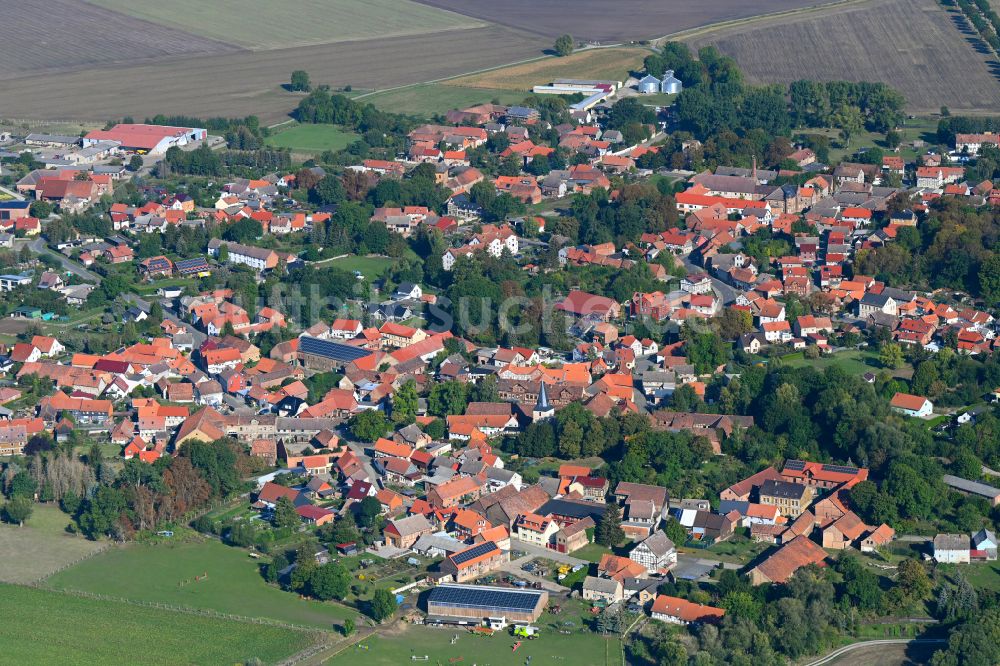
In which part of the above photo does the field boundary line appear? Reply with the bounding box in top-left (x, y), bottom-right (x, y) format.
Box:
top-left (33, 540), bottom-right (114, 585)
top-left (353, 43), bottom-right (647, 102)
top-left (661, 0), bottom-right (879, 43)
top-left (800, 638), bottom-right (947, 666)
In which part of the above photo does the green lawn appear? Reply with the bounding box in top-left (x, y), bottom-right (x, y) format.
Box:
top-left (0, 584), bottom-right (314, 665)
top-left (572, 543), bottom-right (615, 564)
top-left (949, 559), bottom-right (1000, 592)
top-left (322, 254), bottom-right (394, 279)
top-left (637, 92), bottom-right (677, 107)
top-left (328, 604), bottom-right (625, 665)
top-left (779, 349), bottom-right (883, 376)
top-left (88, 0), bottom-right (482, 50)
top-left (0, 504), bottom-right (106, 583)
top-left (265, 123), bottom-right (360, 154)
top-left (362, 83), bottom-right (527, 118)
top-left (46, 538), bottom-right (357, 630)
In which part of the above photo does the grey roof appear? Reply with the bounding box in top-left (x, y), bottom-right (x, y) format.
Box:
top-left (428, 583), bottom-right (545, 612)
top-left (760, 479), bottom-right (807, 500)
top-left (934, 533), bottom-right (970, 551)
top-left (583, 575), bottom-right (621, 594)
top-left (637, 530), bottom-right (675, 557)
top-left (943, 474), bottom-right (1000, 499)
top-left (299, 336), bottom-right (373, 363)
top-left (388, 513), bottom-right (433, 538)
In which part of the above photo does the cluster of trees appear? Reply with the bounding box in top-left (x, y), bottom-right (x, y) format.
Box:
top-left (295, 87), bottom-right (414, 141)
top-left (506, 402), bottom-right (624, 459)
top-left (7, 437), bottom-right (260, 539)
top-left (952, 0), bottom-right (1000, 54)
top-left (162, 144), bottom-right (223, 176)
top-left (634, 559), bottom-right (933, 666)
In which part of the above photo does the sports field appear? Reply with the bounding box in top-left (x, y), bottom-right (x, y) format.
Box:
top-left (266, 123), bottom-right (360, 153)
top-left (363, 84), bottom-right (527, 117)
top-left (445, 47), bottom-right (647, 91)
top-left (88, 0), bottom-right (484, 50)
top-left (0, 504), bottom-right (106, 583)
top-left (46, 538), bottom-right (357, 630)
top-left (0, 584), bottom-right (315, 665)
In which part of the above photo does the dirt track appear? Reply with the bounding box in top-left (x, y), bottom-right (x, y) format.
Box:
top-left (0, 25), bottom-right (547, 124)
top-left (412, 0), bottom-right (842, 41)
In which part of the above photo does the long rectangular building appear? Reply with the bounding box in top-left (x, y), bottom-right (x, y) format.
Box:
top-left (427, 584), bottom-right (547, 624)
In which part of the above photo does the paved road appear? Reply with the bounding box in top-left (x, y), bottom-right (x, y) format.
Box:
top-left (345, 438), bottom-right (380, 484)
top-left (20, 237), bottom-right (102, 282)
top-left (681, 254), bottom-right (738, 305)
top-left (801, 638), bottom-right (946, 666)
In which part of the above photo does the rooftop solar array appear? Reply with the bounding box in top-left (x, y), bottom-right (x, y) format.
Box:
top-left (450, 541), bottom-right (498, 566)
top-left (821, 464), bottom-right (859, 474)
top-left (175, 257), bottom-right (211, 274)
top-left (784, 460), bottom-right (806, 471)
top-left (428, 584), bottom-right (543, 612)
top-left (299, 336), bottom-right (372, 363)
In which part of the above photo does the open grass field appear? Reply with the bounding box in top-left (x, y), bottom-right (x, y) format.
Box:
top-left (412, 0), bottom-right (841, 41)
top-left (327, 610), bottom-right (625, 665)
top-left (88, 0), bottom-right (484, 51)
top-left (323, 255), bottom-right (395, 278)
top-left (0, 504), bottom-right (106, 583)
top-left (778, 349), bottom-right (883, 376)
top-left (688, 0), bottom-right (1000, 114)
top-left (265, 123), bottom-right (360, 154)
top-left (820, 641), bottom-right (939, 665)
top-left (0, 25), bottom-right (547, 123)
top-left (0, 0), bottom-right (237, 79)
top-left (46, 538), bottom-right (358, 630)
top-left (0, 584), bottom-right (313, 665)
top-left (445, 47), bottom-right (648, 90)
top-left (364, 84), bottom-right (528, 117)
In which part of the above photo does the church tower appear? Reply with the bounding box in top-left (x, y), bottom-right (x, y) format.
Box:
top-left (532, 381), bottom-right (555, 421)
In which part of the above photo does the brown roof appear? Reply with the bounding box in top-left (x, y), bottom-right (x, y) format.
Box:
top-left (650, 595), bottom-right (725, 623)
top-left (752, 535), bottom-right (826, 583)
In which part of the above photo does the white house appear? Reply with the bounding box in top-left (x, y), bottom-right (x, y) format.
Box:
top-left (933, 533), bottom-right (970, 564)
top-left (629, 531), bottom-right (677, 574)
top-left (890, 392), bottom-right (933, 418)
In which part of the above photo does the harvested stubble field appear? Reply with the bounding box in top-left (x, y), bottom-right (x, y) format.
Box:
top-left (364, 83), bottom-right (528, 117)
top-left (88, 0), bottom-right (484, 50)
top-left (0, 0), bottom-right (237, 79)
top-left (444, 47), bottom-right (648, 90)
top-left (687, 0), bottom-right (1000, 114)
top-left (0, 26), bottom-right (548, 123)
top-left (413, 0), bottom-right (842, 41)
top-left (0, 584), bottom-right (316, 665)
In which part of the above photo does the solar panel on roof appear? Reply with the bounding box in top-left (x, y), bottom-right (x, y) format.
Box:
top-left (450, 541), bottom-right (498, 566)
top-left (299, 336), bottom-right (372, 362)
top-left (784, 460), bottom-right (806, 471)
top-left (821, 464), bottom-right (859, 474)
top-left (428, 585), bottom-right (542, 612)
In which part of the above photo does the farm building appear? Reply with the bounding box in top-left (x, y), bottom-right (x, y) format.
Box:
top-left (82, 123), bottom-right (207, 155)
top-left (661, 70), bottom-right (682, 94)
top-left (637, 75), bottom-right (660, 94)
top-left (426, 584), bottom-right (548, 624)
top-left (298, 335), bottom-right (374, 374)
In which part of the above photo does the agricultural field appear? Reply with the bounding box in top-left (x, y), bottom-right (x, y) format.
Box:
top-left (328, 607), bottom-right (625, 666)
top-left (0, 584), bottom-right (314, 665)
top-left (88, 0), bottom-right (484, 51)
top-left (46, 538), bottom-right (358, 630)
top-left (265, 123), bottom-right (360, 154)
top-left (688, 0), bottom-right (1000, 114)
top-left (445, 47), bottom-right (648, 91)
top-left (0, 504), bottom-right (107, 584)
top-left (363, 84), bottom-right (527, 117)
top-left (412, 0), bottom-right (841, 41)
top-left (0, 26), bottom-right (547, 123)
top-left (0, 0), bottom-right (237, 79)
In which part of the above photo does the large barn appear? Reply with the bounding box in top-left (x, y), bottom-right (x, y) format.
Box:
top-left (82, 123), bottom-right (207, 155)
top-left (426, 584), bottom-right (548, 624)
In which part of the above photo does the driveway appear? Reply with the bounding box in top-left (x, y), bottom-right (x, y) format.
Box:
top-left (510, 539), bottom-right (588, 567)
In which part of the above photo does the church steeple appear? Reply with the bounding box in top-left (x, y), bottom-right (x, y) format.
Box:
top-left (532, 381), bottom-right (554, 421)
